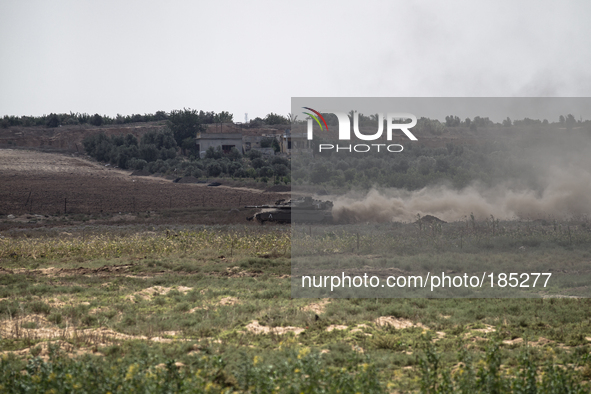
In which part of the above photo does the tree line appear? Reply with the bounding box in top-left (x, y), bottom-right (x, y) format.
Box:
top-left (1, 109), bottom-right (291, 129)
top-left (82, 129), bottom-right (290, 184)
top-left (292, 121), bottom-right (591, 191)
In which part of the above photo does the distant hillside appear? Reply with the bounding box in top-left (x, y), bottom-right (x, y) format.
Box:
top-left (0, 122), bottom-right (289, 153)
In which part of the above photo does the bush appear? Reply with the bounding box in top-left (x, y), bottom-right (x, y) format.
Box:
top-left (227, 147), bottom-right (242, 161)
top-left (139, 144), bottom-right (159, 162)
top-left (141, 129), bottom-right (177, 150)
top-left (128, 158), bottom-right (147, 170)
top-left (418, 340), bottom-right (587, 394)
top-left (167, 108), bottom-right (206, 147)
top-left (46, 113), bottom-right (60, 128)
top-left (207, 162), bottom-right (222, 177)
top-left (124, 133), bottom-right (138, 146)
top-left (251, 158), bottom-right (265, 169)
top-left (260, 137), bottom-right (274, 148)
top-left (228, 162), bottom-right (243, 176)
top-left (205, 146), bottom-right (222, 160)
top-left (271, 156), bottom-right (289, 167)
top-left (246, 150), bottom-right (262, 160)
top-left (273, 163), bottom-right (288, 177)
top-left (246, 168), bottom-right (257, 178)
top-left (159, 147), bottom-right (177, 161)
top-left (258, 166), bottom-right (274, 178)
top-left (94, 140), bottom-right (114, 162)
top-left (264, 112), bottom-right (288, 125)
top-left (183, 166), bottom-right (195, 176)
top-left (28, 301), bottom-right (51, 315)
top-left (0, 348), bottom-right (384, 393)
top-left (89, 113), bottom-right (103, 126)
top-left (84, 130), bottom-right (176, 166)
top-left (234, 168), bottom-right (248, 178)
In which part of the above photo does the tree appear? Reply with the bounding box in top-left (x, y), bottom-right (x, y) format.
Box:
top-left (227, 147), bottom-right (242, 161)
top-left (46, 113), bottom-right (60, 128)
top-left (445, 115), bottom-right (461, 127)
top-left (207, 162), bottom-right (222, 177)
top-left (251, 158), bottom-right (265, 169)
top-left (154, 111), bottom-right (168, 121)
top-left (246, 150), bottom-right (262, 160)
top-left (271, 156), bottom-right (289, 167)
top-left (565, 114), bottom-right (576, 130)
top-left (272, 138), bottom-right (281, 153)
top-left (181, 137), bottom-right (198, 156)
top-left (228, 162), bottom-right (243, 176)
top-left (205, 146), bottom-right (222, 159)
top-left (124, 133), bottom-right (138, 146)
top-left (273, 164), bottom-right (288, 176)
top-left (83, 132), bottom-right (109, 156)
top-left (139, 144), bottom-right (159, 162)
top-left (167, 108), bottom-right (206, 147)
top-left (141, 129), bottom-right (177, 150)
top-left (258, 166), bottom-right (274, 178)
top-left (89, 114), bottom-right (103, 126)
top-left (260, 137), bottom-right (275, 148)
top-left (264, 113), bottom-right (288, 125)
top-left (215, 111), bottom-right (233, 123)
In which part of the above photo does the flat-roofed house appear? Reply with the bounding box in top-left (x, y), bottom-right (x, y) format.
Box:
top-left (281, 130), bottom-right (311, 154)
top-left (195, 132), bottom-right (243, 158)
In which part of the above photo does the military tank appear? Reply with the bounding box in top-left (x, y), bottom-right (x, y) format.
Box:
top-left (246, 197), bottom-right (333, 224)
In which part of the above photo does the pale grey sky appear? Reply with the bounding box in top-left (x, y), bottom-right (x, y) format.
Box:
top-left (1, 0), bottom-right (590, 120)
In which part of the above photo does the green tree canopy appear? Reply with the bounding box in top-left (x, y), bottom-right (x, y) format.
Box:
top-left (264, 113), bottom-right (288, 125)
top-left (167, 108), bottom-right (206, 147)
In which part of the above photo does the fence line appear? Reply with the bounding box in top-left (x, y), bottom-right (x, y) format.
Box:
top-left (0, 190), bottom-right (259, 215)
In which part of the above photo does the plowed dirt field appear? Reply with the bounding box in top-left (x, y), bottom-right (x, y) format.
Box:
top-left (0, 149), bottom-right (285, 218)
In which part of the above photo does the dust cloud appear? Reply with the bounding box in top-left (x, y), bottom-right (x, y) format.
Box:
top-left (332, 172), bottom-right (591, 223)
top-left (331, 129), bottom-right (591, 223)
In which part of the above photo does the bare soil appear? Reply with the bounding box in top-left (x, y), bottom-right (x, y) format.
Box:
top-left (0, 149), bottom-right (287, 223)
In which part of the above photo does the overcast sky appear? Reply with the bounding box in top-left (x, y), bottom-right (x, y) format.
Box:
top-left (1, 0), bottom-right (590, 120)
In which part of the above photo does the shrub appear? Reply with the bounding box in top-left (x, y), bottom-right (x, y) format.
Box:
top-left (251, 158), bottom-right (265, 169)
top-left (246, 168), bottom-right (257, 178)
top-left (258, 166), bottom-right (274, 178)
top-left (139, 144), bottom-right (159, 162)
top-left (205, 146), bottom-right (223, 159)
top-left (28, 301), bottom-right (51, 315)
top-left (246, 150), bottom-right (262, 160)
top-left (273, 163), bottom-right (288, 177)
top-left (227, 147), bottom-right (242, 161)
top-left (228, 162), bottom-right (243, 176)
top-left (263, 112), bottom-right (288, 125)
top-left (234, 168), bottom-right (246, 177)
top-left (89, 113), bottom-right (103, 126)
top-left (271, 156), bottom-right (289, 167)
top-left (127, 158), bottom-right (147, 170)
top-left (46, 113), bottom-right (60, 128)
top-left (260, 137), bottom-right (274, 148)
top-left (207, 162), bottom-right (222, 177)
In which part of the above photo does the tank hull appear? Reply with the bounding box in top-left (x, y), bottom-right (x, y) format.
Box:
top-left (253, 209), bottom-right (332, 224)
top-left (247, 197), bottom-right (333, 224)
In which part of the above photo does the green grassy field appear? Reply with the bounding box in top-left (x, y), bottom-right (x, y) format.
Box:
top-left (1, 222), bottom-right (590, 392)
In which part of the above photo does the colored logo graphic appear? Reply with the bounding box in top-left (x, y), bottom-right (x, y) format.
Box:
top-left (302, 107), bottom-right (329, 131)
